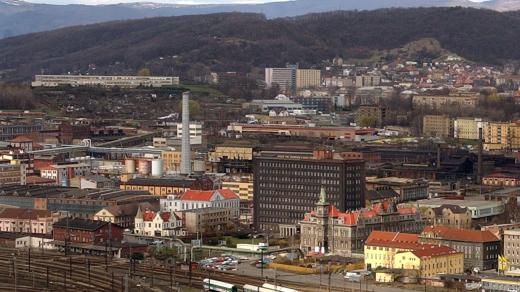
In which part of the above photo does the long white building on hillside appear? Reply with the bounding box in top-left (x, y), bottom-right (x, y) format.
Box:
top-left (32, 75), bottom-right (180, 88)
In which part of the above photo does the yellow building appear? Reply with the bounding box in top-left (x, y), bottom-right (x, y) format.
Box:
top-left (484, 121), bottom-right (520, 151)
top-left (364, 231), bottom-right (463, 279)
top-left (296, 69), bottom-right (321, 89)
top-left (422, 115), bottom-right (453, 138)
top-left (161, 150), bottom-right (182, 173)
top-left (209, 146), bottom-right (253, 161)
top-left (364, 231), bottom-right (420, 270)
top-left (394, 246), bottom-right (464, 277)
top-left (221, 176), bottom-right (253, 200)
top-left (453, 117), bottom-right (485, 140)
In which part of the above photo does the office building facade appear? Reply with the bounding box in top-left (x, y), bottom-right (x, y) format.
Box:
top-left (253, 149), bottom-right (365, 231)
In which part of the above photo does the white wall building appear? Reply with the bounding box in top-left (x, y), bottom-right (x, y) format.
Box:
top-left (133, 207), bottom-right (183, 237)
top-left (161, 189), bottom-right (240, 219)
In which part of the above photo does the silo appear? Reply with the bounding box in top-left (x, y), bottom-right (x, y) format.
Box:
top-left (125, 159), bottom-right (135, 174)
top-left (151, 159), bottom-right (164, 177)
top-left (138, 159), bottom-right (151, 175)
top-left (193, 160), bottom-right (206, 173)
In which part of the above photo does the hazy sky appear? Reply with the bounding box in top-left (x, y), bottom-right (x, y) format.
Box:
top-left (26, 0), bottom-right (292, 4)
top-left (24, 0), bottom-right (487, 5)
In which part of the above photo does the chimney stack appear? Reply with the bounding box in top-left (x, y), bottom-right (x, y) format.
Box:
top-left (180, 92), bottom-right (192, 175)
top-left (477, 126), bottom-right (483, 184)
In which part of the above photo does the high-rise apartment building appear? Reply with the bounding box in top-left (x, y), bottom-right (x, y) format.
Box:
top-left (484, 121), bottom-right (520, 151)
top-left (296, 69), bottom-right (321, 89)
top-left (265, 68), bottom-right (296, 91)
top-left (453, 117), bottom-right (486, 140)
top-left (253, 148), bottom-right (365, 231)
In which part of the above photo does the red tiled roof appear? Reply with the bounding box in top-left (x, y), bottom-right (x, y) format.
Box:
top-left (179, 189), bottom-right (239, 201)
top-left (142, 211), bottom-right (156, 222)
top-left (421, 226), bottom-right (500, 243)
top-left (9, 136), bottom-right (33, 143)
top-left (366, 231), bottom-right (419, 245)
top-left (0, 208), bottom-right (52, 220)
top-left (408, 245), bottom-right (461, 258)
top-left (159, 212), bottom-right (171, 222)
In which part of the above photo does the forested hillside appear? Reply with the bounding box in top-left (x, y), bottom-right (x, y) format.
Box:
top-left (1, 7), bottom-right (520, 81)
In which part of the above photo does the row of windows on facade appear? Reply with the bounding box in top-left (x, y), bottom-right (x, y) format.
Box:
top-left (1, 227), bottom-right (46, 233)
top-left (259, 162), bottom-right (344, 171)
top-left (258, 170), bottom-right (343, 178)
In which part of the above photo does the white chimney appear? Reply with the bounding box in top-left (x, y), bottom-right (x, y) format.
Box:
top-left (180, 91), bottom-right (191, 175)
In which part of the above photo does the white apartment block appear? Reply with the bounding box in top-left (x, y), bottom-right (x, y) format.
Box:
top-left (161, 189), bottom-right (240, 219)
top-left (32, 75), bottom-right (180, 88)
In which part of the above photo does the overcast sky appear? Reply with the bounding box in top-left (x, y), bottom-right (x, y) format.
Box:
top-left (24, 0), bottom-right (487, 5)
top-left (25, 0), bottom-right (292, 4)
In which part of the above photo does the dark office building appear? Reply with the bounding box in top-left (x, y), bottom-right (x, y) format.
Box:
top-left (253, 149), bottom-right (365, 231)
top-left (290, 96), bottom-right (332, 112)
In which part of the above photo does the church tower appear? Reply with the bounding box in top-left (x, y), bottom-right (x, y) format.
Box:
top-left (316, 186), bottom-right (330, 253)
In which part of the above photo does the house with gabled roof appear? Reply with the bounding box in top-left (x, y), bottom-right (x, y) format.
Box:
top-left (161, 189), bottom-right (240, 219)
top-left (134, 205), bottom-right (183, 237)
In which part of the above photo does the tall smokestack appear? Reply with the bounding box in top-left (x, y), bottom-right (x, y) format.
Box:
top-left (477, 126), bottom-right (483, 184)
top-left (436, 143), bottom-right (441, 169)
top-left (180, 91), bottom-right (191, 175)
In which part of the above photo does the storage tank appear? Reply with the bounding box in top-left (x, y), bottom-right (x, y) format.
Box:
top-left (193, 160), bottom-right (205, 173)
top-left (151, 159), bottom-right (164, 177)
top-left (137, 159), bottom-right (151, 175)
top-left (125, 159), bottom-right (135, 174)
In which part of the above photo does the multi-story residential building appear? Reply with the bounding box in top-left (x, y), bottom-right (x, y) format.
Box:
top-left (423, 204), bottom-right (472, 229)
top-left (423, 115), bottom-right (453, 138)
top-left (355, 105), bottom-right (387, 128)
top-left (484, 122), bottom-right (511, 151)
top-left (503, 229), bottom-right (520, 272)
top-left (0, 164), bottom-right (26, 186)
top-left (0, 208), bottom-right (60, 234)
top-left (355, 75), bottom-right (381, 87)
top-left (221, 176), bottom-right (253, 201)
top-left (412, 93), bottom-right (479, 109)
top-left (181, 207), bottom-right (233, 235)
top-left (253, 148), bottom-right (365, 232)
top-left (265, 67), bottom-right (296, 91)
top-left (365, 177), bottom-right (428, 202)
top-left (32, 75), bottom-right (179, 88)
top-left (161, 189), bottom-right (240, 219)
top-left (419, 225), bottom-right (501, 271)
top-left (299, 188), bottom-right (424, 256)
top-left (176, 122), bottom-right (203, 144)
top-left (484, 121), bottom-right (520, 151)
top-left (133, 207), bottom-right (182, 237)
top-left (453, 117), bottom-right (486, 140)
top-left (295, 69), bottom-right (321, 89)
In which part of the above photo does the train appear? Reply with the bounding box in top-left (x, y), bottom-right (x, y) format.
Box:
top-left (203, 279), bottom-right (300, 292)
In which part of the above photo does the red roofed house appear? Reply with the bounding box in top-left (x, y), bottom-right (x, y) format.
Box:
top-left (161, 189), bottom-right (240, 219)
top-left (133, 206), bottom-right (183, 237)
top-left (299, 187), bottom-right (424, 256)
top-left (419, 225), bottom-right (501, 271)
top-left (364, 230), bottom-right (464, 278)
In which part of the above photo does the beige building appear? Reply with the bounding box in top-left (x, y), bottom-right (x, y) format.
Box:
top-left (423, 204), bottom-right (472, 229)
top-left (221, 176), bottom-right (253, 201)
top-left (453, 117), bottom-right (486, 140)
top-left (423, 115), bottom-right (453, 138)
top-left (0, 208), bottom-right (60, 234)
top-left (504, 229), bottom-right (520, 272)
top-left (209, 146), bottom-right (253, 161)
top-left (366, 177), bottom-right (428, 202)
top-left (161, 150), bottom-right (182, 173)
top-left (483, 121), bottom-right (520, 151)
top-left (412, 93), bottom-right (478, 109)
top-left (0, 164), bottom-right (26, 186)
top-left (296, 69), bottom-right (321, 89)
top-left (182, 207), bottom-right (233, 235)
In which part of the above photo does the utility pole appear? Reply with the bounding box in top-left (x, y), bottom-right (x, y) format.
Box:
top-left (13, 254), bottom-right (17, 292)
